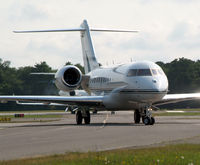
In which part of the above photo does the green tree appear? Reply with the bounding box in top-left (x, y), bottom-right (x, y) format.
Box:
top-left (0, 58), bottom-right (22, 95)
top-left (65, 61), bottom-right (85, 74)
top-left (34, 61), bottom-right (52, 72)
top-left (75, 63), bottom-right (85, 74)
top-left (157, 58), bottom-right (199, 93)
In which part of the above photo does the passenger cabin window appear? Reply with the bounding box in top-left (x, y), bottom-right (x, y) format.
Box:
top-left (90, 77), bottom-right (111, 84)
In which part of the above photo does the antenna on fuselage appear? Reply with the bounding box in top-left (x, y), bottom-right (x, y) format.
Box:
top-left (130, 58), bottom-right (133, 62)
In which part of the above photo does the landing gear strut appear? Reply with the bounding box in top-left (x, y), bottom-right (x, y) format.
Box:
top-left (76, 110), bottom-right (91, 125)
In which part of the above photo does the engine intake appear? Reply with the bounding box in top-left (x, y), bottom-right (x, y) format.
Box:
top-left (55, 65), bottom-right (82, 91)
top-left (63, 67), bottom-right (81, 87)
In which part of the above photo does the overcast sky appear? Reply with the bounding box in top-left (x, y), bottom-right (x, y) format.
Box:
top-left (1, 0), bottom-right (200, 69)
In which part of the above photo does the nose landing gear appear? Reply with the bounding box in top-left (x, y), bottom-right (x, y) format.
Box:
top-left (134, 107), bottom-right (155, 125)
top-left (142, 108), bottom-right (155, 125)
top-left (142, 116), bottom-right (155, 125)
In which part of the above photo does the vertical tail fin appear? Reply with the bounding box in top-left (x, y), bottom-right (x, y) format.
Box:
top-left (80, 20), bottom-right (99, 73)
top-left (14, 20), bottom-right (138, 74)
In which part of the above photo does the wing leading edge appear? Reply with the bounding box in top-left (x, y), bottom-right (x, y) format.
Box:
top-left (0, 95), bottom-right (104, 107)
top-left (1, 93), bottom-right (200, 108)
top-left (154, 93), bottom-right (200, 106)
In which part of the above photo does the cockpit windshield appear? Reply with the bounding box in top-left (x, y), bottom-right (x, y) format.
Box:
top-left (127, 68), bottom-right (164, 77)
top-left (127, 69), bottom-right (152, 77)
top-left (137, 69), bottom-right (151, 76)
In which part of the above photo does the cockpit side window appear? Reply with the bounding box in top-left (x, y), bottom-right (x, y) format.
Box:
top-left (137, 69), bottom-right (152, 76)
top-left (127, 69), bottom-right (137, 77)
top-left (151, 69), bottom-right (157, 75)
top-left (158, 69), bottom-right (163, 75)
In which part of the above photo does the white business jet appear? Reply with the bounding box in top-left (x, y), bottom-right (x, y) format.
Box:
top-left (1, 20), bottom-right (200, 125)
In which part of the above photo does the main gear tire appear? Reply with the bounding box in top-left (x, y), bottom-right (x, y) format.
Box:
top-left (76, 111), bottom-right (83, 125)
top-left (84, 111), bottom-right (90, 124)
top-left (134, 110), bottom-right (141, 124)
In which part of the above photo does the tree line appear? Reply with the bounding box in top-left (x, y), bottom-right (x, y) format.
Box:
top-left (0, 57), bottom-right (200, 110)
top-left (0, 59), bottom-right (84, 110)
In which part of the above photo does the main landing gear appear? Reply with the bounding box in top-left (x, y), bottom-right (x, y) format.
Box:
top-left (76, 110), bottom-right (90, 125)
top-left (134, 108), bottom-right (155, 125)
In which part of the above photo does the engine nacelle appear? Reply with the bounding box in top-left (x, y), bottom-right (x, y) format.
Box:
top-left (55, 65), bottom-right (82, 92)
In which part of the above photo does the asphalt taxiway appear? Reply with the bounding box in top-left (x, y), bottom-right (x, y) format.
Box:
top-left (0, 112), bottom-right (200, 160)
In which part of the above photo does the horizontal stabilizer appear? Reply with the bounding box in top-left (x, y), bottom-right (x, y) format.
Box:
top-left (13, 28), bottom-right (85, 33)
top-left (14, 29), bottom-right (138, 33)
top-left (90, 29), bottom-right (138, 33)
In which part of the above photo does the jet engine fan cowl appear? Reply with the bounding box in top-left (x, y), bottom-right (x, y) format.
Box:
top-left (55, 65), bottom-right (82, 91)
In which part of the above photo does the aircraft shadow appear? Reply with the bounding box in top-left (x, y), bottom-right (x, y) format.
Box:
top-left (9, 122), bottom-right (143, 128)
top-left (7, 121), bottom-right (200, 128)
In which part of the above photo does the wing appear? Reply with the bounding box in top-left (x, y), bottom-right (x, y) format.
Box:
top-left (16, 101), bottom-right (66, 106)
top-left (0, 95), bottom-right (104, 107)
top-left (154, 93), bottom-right (200, 106)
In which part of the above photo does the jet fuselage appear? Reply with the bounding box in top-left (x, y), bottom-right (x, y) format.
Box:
top-left (87, 61), bottom-right (168, 110)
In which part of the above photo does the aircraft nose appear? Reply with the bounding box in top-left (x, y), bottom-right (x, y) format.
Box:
top-left (152, 79), bottom-right (157, 84)
top-left (152, 77), bottom-right (168, 92)
top-left (152, 78), bottom-right (160, 91)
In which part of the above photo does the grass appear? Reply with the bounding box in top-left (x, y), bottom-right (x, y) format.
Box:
top-left (153, 108), bottom-right (200, 116)
top-left (0, 120), bottom-right (60, 123)
top-left (0, 144), bottom-right (200, 165)
top-left (1, 108), bottom-right (200, 122)
top-left (177, 108), bottom-right (200, 111)
top-left (0, 114), bottom-right (64, 123)
top-left (162, 108), bottom-right (200, 111)
top-left (1, 114), bottom-right (63, 118)
top-left (154, 112), bottom-right (200, 116)
top-left (0, 110), bottom-right (64, 113)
